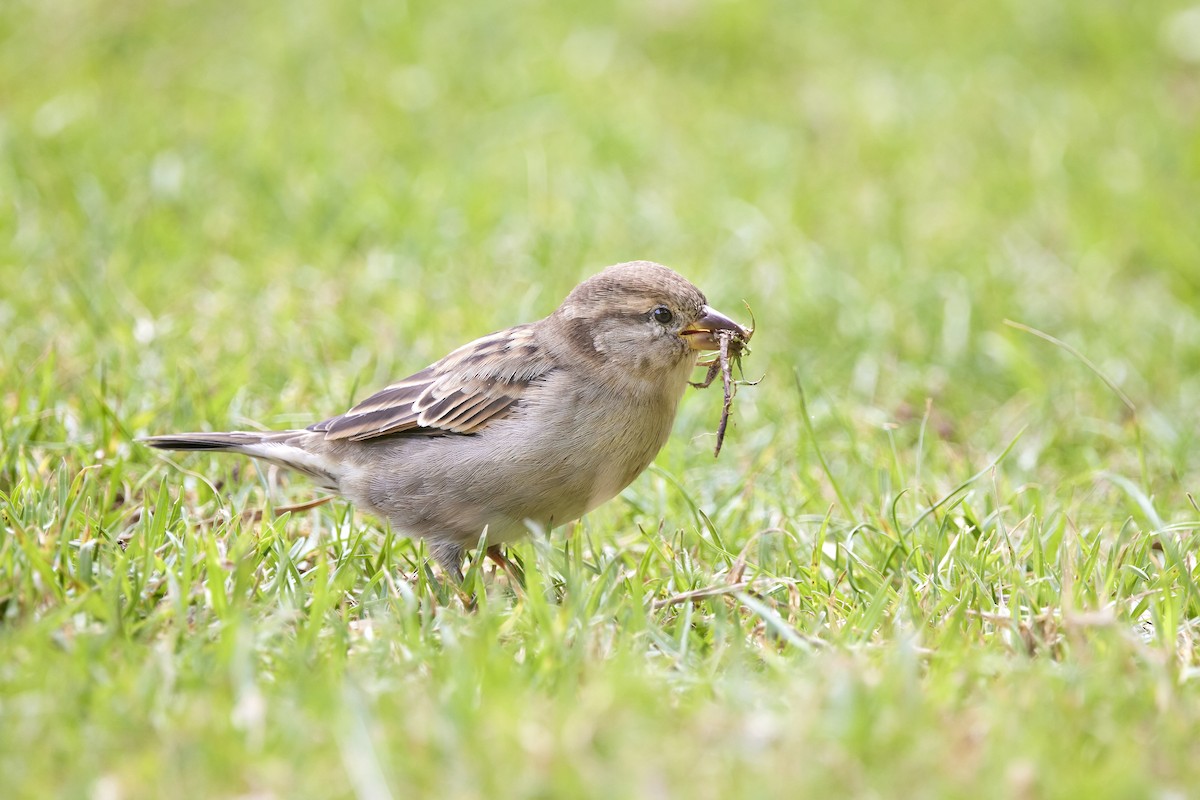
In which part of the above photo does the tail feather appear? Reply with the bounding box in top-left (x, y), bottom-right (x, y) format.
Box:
top-left (140, 431), bottom-right (273, 452)
top-left (140, 430), bottom-right (341, 490)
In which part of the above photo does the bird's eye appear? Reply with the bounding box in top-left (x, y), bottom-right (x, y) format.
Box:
top-left (652, 306), bottom-right (674, 324)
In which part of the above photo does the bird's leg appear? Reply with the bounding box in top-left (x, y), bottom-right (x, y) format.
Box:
top-left (429, 541), bottom-right (466, 584)
top-left (426, 540), bottom-right (487, 607)
top-left (486, 545), bottom-right (525, 587)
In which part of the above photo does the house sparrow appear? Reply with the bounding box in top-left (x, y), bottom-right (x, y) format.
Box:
top-left (142, 261), bottom-right (748, 576)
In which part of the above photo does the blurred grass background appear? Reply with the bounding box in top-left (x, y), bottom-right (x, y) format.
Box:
top-left (3, 0), bottom-right (1200, 797)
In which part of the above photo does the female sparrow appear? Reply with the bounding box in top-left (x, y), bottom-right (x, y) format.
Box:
top-left (143, 261), bottom-right (747, 576)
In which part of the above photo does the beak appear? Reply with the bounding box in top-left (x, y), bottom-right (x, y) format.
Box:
top-left (681, 305), bottom-right (749, 351)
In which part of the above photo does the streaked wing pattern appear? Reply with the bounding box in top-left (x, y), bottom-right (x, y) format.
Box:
top-left (309, 324), bottom-right (547, 441)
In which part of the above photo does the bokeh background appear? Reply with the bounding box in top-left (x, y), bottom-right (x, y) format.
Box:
top-left (6, 1), bottom-right (1200, 486)
top-left (3, 0), bottom-right (1200, 797)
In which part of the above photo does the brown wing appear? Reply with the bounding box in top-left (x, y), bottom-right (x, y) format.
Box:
top-left (309, 324), bottom-right (549, 442)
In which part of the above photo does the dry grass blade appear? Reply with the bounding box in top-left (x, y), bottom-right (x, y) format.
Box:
top-left (274, 495), bottom-right (335, 515)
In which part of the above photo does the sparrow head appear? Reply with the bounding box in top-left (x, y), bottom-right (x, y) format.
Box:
top-left (549, 261), bottom-right (746, 379)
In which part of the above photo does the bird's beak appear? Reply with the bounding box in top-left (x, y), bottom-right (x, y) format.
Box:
top-left (681, 305), bottom-right (749, 351)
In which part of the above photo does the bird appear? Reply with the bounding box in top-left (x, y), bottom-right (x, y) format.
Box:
top-left (141, 260), bottom-right (748, 578)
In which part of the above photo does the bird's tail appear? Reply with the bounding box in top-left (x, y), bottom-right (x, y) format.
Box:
top-left (140, 431), bottom-right (272, 452)
top-left (140, 430), bottom-right (340, 490)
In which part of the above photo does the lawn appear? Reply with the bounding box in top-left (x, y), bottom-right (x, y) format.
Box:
top-left (3, 0), bottom-right (1200, 797)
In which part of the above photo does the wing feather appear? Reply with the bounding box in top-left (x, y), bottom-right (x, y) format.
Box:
top-left (309, 324), bottom-right (549, 441)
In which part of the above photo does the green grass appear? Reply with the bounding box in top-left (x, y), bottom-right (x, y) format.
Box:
top-left (3, 0), bottom-right (1200, 796)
